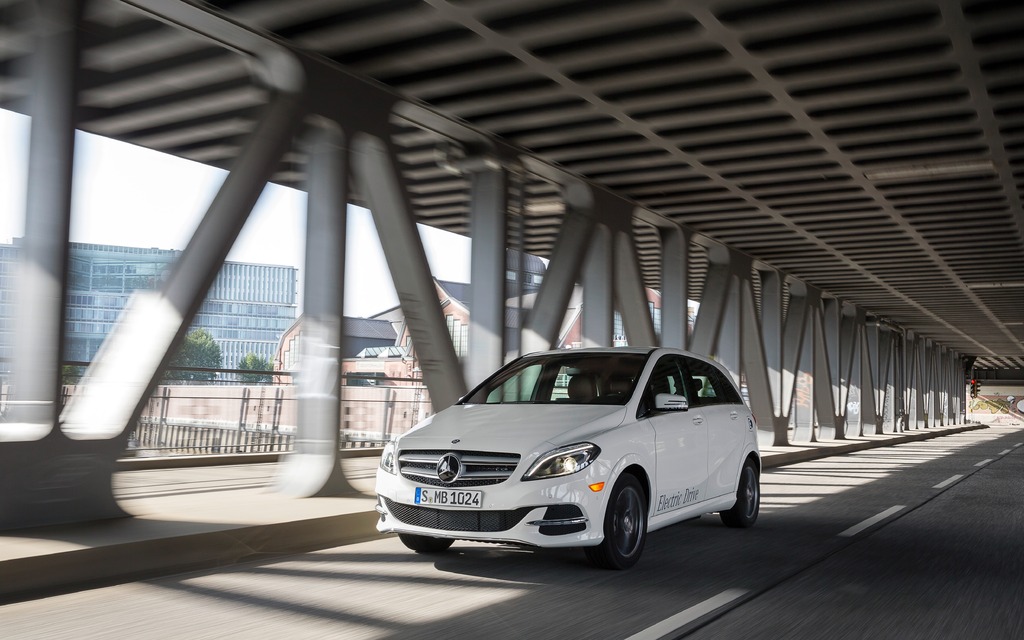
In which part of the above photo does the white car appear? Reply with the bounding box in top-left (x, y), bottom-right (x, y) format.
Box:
top-left (375, 347), bottom-right (760, 569)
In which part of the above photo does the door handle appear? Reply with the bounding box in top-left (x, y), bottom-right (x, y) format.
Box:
top-left (692, 417), bottom-right (704, 425)
top-left (730, 411), bottom-right (739, 420)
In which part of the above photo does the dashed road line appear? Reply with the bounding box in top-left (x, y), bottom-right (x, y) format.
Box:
top-left (1013, 443), bottom-right (1022, 448)
top-left (974, 459), bottom-right (993, 467)
top-left (625, 589), bottom-right (749, 640)
top-left (999, 449), bottom-right (1012, 455)
top-left (933, 474), bottom-right (963, 489)
top-left (838, 505), bottom-right (905, 538)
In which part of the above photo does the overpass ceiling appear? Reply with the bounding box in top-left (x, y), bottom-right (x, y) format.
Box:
top-left (1, 0), bottom-right (1023, 369)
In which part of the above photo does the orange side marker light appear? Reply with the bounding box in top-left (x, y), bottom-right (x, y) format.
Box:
top-left (588, 482), bottom-right (605, 492)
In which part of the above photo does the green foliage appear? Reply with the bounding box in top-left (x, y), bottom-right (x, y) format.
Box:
top-left (167, 328), bottom-right (222, 382)
top-left (238, 352), bottom-right (273, 384)
top-left (62, 365), bottom-right (84, 385)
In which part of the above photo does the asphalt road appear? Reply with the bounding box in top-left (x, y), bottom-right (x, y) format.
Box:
top-left (4, 425), bottom-right (1022, 640)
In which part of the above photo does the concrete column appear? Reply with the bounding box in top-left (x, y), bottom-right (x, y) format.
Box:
top-left (582, 225), bottom-right (613, 348)
top-left (275, 124), bottom-right (355, 497)
top-left (351, 132), bottom-right (466, 410)
top-left (659, 225), bottom-right (690, 349)
top-left (522, 183), bottom-right (595, 353)
top-left (0, 0), bottom-right (124, 531)
top-left (466, 168), bottom-right (508, 386)
top-left (10, 0), bottom-right (83, 433)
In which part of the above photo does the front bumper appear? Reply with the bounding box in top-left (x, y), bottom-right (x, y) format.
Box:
top-left (374, 465), bottom-right (610, 547)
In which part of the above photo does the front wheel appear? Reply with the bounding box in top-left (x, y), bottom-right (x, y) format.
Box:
top-left (720, 459), bottom-right (760, 528)
top-left (399, 533), bottom-right (454, 553)
top-left (585, 474), bottom-right (647, 570)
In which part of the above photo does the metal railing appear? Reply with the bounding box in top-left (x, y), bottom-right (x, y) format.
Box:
top-left (2, 367), bottom-right (429, 458)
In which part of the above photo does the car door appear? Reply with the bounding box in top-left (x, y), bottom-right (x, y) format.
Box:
top-left (642, 355), bottom-right (708, 517)
top-left (685, 356), bottom-right (746, 500)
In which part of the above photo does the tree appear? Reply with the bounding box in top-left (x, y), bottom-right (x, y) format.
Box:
top-left (238, 352), bottom-right (273, 384)
top-left (167, 328), bottom-right (222, 382)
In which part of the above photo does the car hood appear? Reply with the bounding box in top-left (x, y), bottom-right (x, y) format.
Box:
top-left (396, 404), bottom-right (627, 454)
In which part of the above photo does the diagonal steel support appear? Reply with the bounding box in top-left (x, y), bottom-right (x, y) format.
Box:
top-left (690, 246), bottom-right (732, 357)
top-left (738, 275), bottom-right (777, 446)
top-left (522, 183), bottom-right (595, 353)
top-left (614, 224), bottom-right (657, 347)
top-left (351, 131), bottom-right (466, 410)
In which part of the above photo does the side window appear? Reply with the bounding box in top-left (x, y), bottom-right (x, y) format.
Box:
top-left (645, 356), bottom-right (689, 403)
top-left (684, 357), bottom-right (742, 406)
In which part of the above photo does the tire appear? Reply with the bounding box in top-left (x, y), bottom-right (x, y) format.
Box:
top-left (398, 533), bottom-right (454, 553)
top-left (585, 474), bottom-right (647, 570)
top-left (720, 458), bottom-right (760, 528)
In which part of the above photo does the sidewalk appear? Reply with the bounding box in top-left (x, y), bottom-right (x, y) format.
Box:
top-left (0, 423), bottom-right (988, 603)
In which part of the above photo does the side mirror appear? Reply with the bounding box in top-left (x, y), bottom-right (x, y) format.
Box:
top-left (655, 393), bottom-right (688, 412)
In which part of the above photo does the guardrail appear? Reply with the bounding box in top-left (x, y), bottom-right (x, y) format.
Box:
top-left (1, 369), bottom-right (425, 462)
top-left (127, 419), bottom-right (387, 458)
top-left (129, 420), bottom-right (295, 457)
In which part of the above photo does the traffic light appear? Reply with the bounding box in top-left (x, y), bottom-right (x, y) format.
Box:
top-left (970, 379), bottom-right (979, 398)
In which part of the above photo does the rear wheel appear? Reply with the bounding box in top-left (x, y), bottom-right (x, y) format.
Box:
top-left (585, 474), bottom-right (647, 570)
top-left (399, 533), bottom-right (454, 553)
top-left (720, 459), bottom-right (759, 528)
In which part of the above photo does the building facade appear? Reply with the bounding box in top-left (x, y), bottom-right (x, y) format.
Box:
top-left (1, 240), bottom-right (298, 371)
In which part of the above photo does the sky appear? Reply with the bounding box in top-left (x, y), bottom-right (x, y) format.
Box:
top-left (0, 108), bottom-right (472, 317)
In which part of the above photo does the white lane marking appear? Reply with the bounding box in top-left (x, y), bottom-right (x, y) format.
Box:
top-left (999, 449), bottom-right (1012, 455)
top-left (975, 459), bottom-right (994, 467)
top-left (625, 589), bottom-right (749, 640)
top-left (1014, 443), bottom-right (1022, 448)
top-left (838, 505), bottom-right (905, 538)
top-left (933, 474), bottom-right (963, 489)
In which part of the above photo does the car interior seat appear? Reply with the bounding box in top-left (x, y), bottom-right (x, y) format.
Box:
top-left (567, 373), bottom-right (598, 403)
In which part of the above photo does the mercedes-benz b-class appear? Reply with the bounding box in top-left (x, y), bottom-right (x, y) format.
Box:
top-left (375, 347), bottom-right (760, 569)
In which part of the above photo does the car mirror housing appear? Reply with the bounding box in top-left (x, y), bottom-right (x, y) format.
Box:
top-left (655, 393), bottom-right (688, 411)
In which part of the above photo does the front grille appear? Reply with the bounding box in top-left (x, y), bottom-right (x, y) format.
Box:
top-left (398, 449), bottom-right (521, 487)
top-left (384, 497), bottom-right (532, 532)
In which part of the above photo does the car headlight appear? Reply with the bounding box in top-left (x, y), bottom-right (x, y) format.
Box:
top-left (380, 441), bottom-right (397, 475)
top-left (523, 443), bottom-right (600, 480)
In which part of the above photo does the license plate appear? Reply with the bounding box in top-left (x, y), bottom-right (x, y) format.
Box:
top-left (415, 487), bottom-right (483, 508)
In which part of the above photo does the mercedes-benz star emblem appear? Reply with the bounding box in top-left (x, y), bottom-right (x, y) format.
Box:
top-left (436, 453), bottom-right (461, 484)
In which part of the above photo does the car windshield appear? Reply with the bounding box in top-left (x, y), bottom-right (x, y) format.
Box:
top-left (461, 352), bottom-right (649, 405)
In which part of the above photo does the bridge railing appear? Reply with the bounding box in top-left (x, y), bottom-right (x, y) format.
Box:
top-left (1, 366), bottom-right (430, 458)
